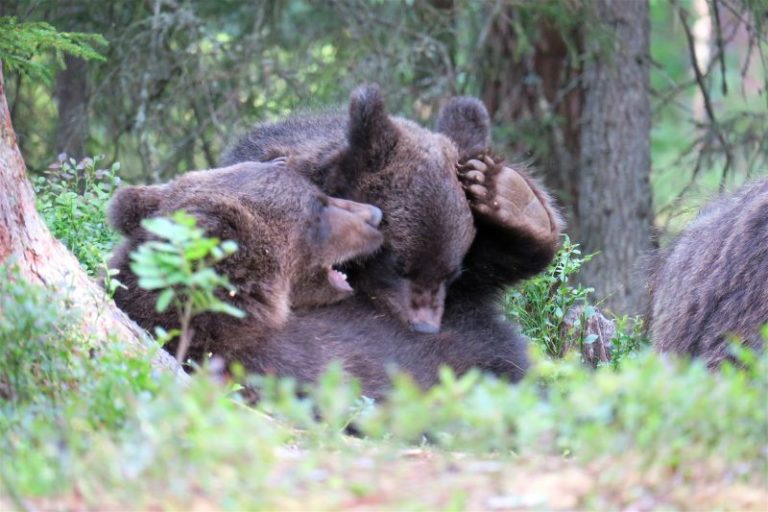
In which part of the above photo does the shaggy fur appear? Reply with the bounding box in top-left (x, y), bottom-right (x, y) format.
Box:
top-left (650, 178), bottom-right (768, 366)
top-left (108, 160), bottom-right (383, 362)
top-left (222, 87), bottom-right (563, 397)
top-left (223, 85), bottom-right (477, 333)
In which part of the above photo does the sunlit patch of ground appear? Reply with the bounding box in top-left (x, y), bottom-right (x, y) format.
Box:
top-left (14, 446), bottom-right (766, 511)
top-left (271, 448), bottom-right (768, 511)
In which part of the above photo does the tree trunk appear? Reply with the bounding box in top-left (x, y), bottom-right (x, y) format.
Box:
top-left (0, 63), bottom-right (184, 378)
top-left (55, 54), bottom-right (89, 161)
top-left (577, 0), bottom-right (653, 315)
top-left (480, 2), bottom-right (653, 315)
top-left (479, 12), bottom-right (583, 236)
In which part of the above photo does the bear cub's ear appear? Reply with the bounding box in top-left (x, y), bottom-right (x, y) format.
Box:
top-left (435, 96), bottom-right (491, 159)
top-left (346, 84), bottom-right (399, 169)
top-left (108, 185), bottom-right (165, 235)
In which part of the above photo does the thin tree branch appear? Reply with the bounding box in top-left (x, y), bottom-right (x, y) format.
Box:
top-left (678, 5), bottom-right (734, 191)
top-left (711, 0), bottom-right (728, 95)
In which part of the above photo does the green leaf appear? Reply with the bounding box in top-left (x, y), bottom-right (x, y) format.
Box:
top-left (221, 240), bottom-right (238, 255)
top-left (209, 301), bottom-right (246, 319)
top-left (142, 217), bottom-right (184, 240)
top-left (136, 276), bottom-right (169, 290)
top-left (184, 238), bottom-right (217, 261)
top-left (0, 17), bottom-right (106, 83)
top-left (154, 252), bottom-right (185, 268)
top-left (155, 288), bottom-right (175, 313)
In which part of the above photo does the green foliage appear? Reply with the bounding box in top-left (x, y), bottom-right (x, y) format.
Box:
top-left (505, 237), bottom-right (650, 367)
top-left (649, 1), bottom-right (768, 235)
top-left (0, 264), bottom-right (81, 404)
top-left (34, 154), bottom-right (120, 276)
top-left (0, 263), bottom-right (160, 422)
top-left (130, 211), bottom-right (244, 361)
top-left (505, 237), bottom-right (648, 365)
top-left (505, 237), bottom-right (592, 355)
top-left (253, 346), bottom-right (768, 477)
top-left (131, 211), bottom-right (243, 319)
top-left (608, 314), bottom-right (648, 368)
top-left (0, 16), bottom-right (105, 83)
top-left (4, 0), bottom-right (765, 203)
top-left (252, 361), bottom-right (372, 439)
top-left (0, 269), bottom-right (278, 505)
top-left (1, 268), bottom-right (765, 508)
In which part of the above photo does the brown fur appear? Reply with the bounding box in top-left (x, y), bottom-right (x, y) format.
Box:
top-left (223, 85), bottom-right (476, 333)
top-left (650, 178), bottom-right (768, 366)
top-left (222, 89), bottom-right (562, 397)
top-left (108, 160), bottom-right (383, 362)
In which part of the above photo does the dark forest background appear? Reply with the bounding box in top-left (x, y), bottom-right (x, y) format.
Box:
top-left (3, 0), bottom-right (767, 315)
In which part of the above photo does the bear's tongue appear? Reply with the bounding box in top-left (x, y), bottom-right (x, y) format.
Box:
top-left (328, 267), bottom-right (353, 292)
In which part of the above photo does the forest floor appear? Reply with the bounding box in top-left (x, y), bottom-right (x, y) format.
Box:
top-left (11, 445), bottom-right (768, 511)
top-left (267, 447), bottom-right (768, 511)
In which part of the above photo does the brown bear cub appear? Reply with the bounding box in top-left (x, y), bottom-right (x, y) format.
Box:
top-left (223, 85), bottom-right (561, 335)
top-left (222, 86), bottom-right (477, 334)
top-left (223, 87), bottom-right (563, 397)
top-left (650, 178), bottom-right (768, 367)
top-left (108, 160), bottom-right (384, 363)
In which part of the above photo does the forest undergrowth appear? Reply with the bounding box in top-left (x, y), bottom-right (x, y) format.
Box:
top-left (1, 157), bottom-right (767, 510)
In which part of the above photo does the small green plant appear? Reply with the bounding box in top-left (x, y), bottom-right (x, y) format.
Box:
top-left (100, 261), bottom-right (126, 300)
top-left (506, 237), bottom-right (649, 365)
top-left (608, 315), bottom-right (649, 368)
top-left (505, 236), bottom-right (596, 357)
top-left (35, 155), bottom-right (121, 275)
top-left (0, 262), bottom-right (161, 425)
top-left (129, 211), bottom-right (245, 363)
top-left (0, 266), bottom-right (278, 506)
top-left (250, 347), bottom-right (768, 479)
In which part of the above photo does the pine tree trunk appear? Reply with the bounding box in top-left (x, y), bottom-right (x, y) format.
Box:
top-left (577, 0), bottom-right (653, 315)
top-left (55, 54), bottom-right (89, 161)
top-left (0, 63), bottom-right (184, 378)
top-left (479, 12), bottom-right (583, 236)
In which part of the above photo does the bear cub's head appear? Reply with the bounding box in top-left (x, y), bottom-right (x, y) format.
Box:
top-left (108, 160), bottom-right (384, 347)
top-left (330, 86), bottom-right (492, 333)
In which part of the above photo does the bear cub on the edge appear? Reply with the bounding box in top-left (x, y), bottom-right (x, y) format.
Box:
top-left (650, 178), bottom-right (768, 367)
top-left (108, 160), bottom-right (384, 363)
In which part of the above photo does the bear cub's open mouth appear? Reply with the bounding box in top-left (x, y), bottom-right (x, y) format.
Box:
top-left (327, 265), bottom-right (352, 292)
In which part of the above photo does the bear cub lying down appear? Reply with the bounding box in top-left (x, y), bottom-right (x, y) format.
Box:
top-left (108, 160), bottom-right (384, 363)
top-left (223, 85), bottom-right (562, 338)
top-left (219, 86), bottom-right (563, 398)
top-left (109, 86), bottom-right (562, 400)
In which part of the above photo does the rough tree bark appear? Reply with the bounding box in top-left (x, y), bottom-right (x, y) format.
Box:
top-left (480, 14), bottom-right (583, 235)
top-left (0, 63), bottom-right (183, 378)
top-left (55, 54), bottom-right (89, 161)
top-left (577, 0), bottom-right (653, 315)
top-left (480, 2), bottom-right (653, 315)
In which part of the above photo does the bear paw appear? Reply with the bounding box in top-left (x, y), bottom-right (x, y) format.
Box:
top-left (458, 155), bottom-right (554, 240)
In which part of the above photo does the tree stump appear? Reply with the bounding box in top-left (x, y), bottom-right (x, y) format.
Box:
top-left (562, 305), bottom-right (616, 367)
